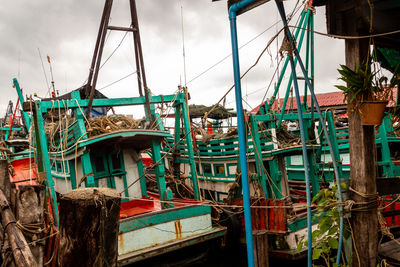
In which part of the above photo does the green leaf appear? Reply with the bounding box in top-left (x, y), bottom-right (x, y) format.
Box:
top-left (328, 226), bottom-right (338, 235)
top-left (312, 248), bottom-right (323, 260)
top-left (297, 237), bottom-right (305, 252)
top-left (328, 237), bottom-right (339, 249)
top-left (340, 182), bottom-right (347, 190)
top-left (335, 85), bottom-right (348, 92)
top-left (320, 223), bottom-right (330, 235)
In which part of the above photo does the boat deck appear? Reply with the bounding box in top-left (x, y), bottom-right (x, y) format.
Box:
top-left (120, 192), bottom-right (206, 219)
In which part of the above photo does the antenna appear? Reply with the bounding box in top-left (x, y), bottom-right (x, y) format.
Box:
top-left (18, 51), bottom-right (21, 80)
top-left (180, 0), bottom-right (187, 86)
top-left (47, 55), bottom-right (57, 97)
top-left (38, 48), bottom-right (51, 97)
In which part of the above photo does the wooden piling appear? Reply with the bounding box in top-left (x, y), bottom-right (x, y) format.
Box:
top-left (253, 230), bottom-right (269, 267)
top-left (14, 185), bottom-right (46, 266)
top-left (0, 160), bottom-right (12, 202)
top-left (0, 189), bottom-right (37, 267)
top-left (346, 38), bottom-right (378, 267)
top-left (57, 188), bottom-right (121, 266)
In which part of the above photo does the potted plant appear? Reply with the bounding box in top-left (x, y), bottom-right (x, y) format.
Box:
top-left (335, 62), bottom-right (399, 126)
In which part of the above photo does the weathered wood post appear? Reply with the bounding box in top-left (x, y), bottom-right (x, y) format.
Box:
top-left (253, 230), bottom-right (269, 267)
top-left (346, 38), bottom-right (378, 267)
top-left (0, 189), bottom-right (38, 267)
top-left (57, 188), bottom-right (120, 266)
top-left (15, 185), bottom-right (46, 266)
top-left (0, 160), bottom-right (12, 202)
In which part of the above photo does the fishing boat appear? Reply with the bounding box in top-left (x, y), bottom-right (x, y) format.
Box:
top-left (162, 0), bottom-right (399, 259)
top-left (161, 2), bottom-right (331, 259)
top-left (0, 88), bottom-right (39, 189)
top-left (14, 0), bottom-right (226, 265)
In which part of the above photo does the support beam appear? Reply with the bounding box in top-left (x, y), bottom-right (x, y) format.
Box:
top-left (180, 100), bottom-right (200, 200)
top-left (346, 38), bottom-right (378, 267)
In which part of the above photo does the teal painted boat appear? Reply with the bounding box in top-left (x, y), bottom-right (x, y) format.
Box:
top-left (10, 0), bottom-right (226, 265)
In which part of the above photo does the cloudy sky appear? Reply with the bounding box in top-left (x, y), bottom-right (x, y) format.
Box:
top-left (0, 0), bottom-right (345, 118)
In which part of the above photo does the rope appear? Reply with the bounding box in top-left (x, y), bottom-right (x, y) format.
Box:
top-left (201, 27), bottom-right (285, 125)
top-left (120, 195), bottom-right (293, 209)
top-left (85, 115), bottom-right (142, 137)
top-left (288, 25), bottom-right (400, 40)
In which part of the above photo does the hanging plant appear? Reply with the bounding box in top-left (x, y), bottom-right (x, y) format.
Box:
top-left (335, 61), bottom-right (399, 125)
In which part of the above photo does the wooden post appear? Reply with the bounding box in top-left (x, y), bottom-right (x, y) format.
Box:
top-left (0, 160), bottom-right (12, 202)
top-left (0, 189), bottom-right (37, 267)
top-left (346, 38), bottom-right (378, 267)
top-left (57, 188), bottom-right (120, 266)
top-left (15, 185), bottom-right (46, 266)
top-left (253, 230), bottom-right (269, 267)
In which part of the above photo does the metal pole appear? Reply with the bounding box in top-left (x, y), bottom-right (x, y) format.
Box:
top-left (263, 10), bottom-right (307, 113)
top-left (87, 0), bottom-right (114, 117)
top-left (129, 0), bottom-right (153, 123)
top-left (85, 0), bottom-right (111, 97)
top-left (276, 9), bottom-right (311, 127)
top-left (228, 1), bottom-right (261, 265)
top-left (274, 2), bottom-right (313, 266)
top-left (275, 1), bottom-right (344, 266)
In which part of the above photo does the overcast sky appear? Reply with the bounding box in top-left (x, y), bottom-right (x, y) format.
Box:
top-left (0, 0), bottom-right (345, 118)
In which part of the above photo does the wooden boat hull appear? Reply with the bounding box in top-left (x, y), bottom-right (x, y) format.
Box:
top-left (118, 205), bottom-right (225, 265)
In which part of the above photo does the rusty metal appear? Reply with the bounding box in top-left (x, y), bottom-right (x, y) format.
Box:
top-left (107, 26), bottom-right (137, 32)
top-left (133, 35), bottom-right (143, 97)
top-left (85, 0), bottom-right (111, 98)
top-left (86, 0), bottom-right (114, 117)
top-left (85, 0), bottom-right (152, 121)
top-left (129, 0), bottom-right (153, 122)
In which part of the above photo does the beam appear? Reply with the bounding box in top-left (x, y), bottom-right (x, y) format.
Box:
top-left (346, 38), bottom-right (378, 267)
top-left (23, 93), bottom-right (184, 113)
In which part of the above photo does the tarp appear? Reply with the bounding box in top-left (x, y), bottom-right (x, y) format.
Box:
top-left (188, 104), bottom-right (236, 119)
top-left (376, 46), bottom-right (400, 74)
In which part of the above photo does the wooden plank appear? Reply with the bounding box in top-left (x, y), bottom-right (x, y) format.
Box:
top-left (379, 238), bottom-right (400, 263)
top-left (253, 230), bottom-right (269, 267)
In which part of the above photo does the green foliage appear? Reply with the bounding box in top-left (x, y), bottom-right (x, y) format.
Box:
top-left (298, 184), bottom-right (350, 267)
top-left (335, 61), bottom-right (400, 105)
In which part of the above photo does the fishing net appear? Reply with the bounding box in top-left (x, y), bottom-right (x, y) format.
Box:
top-left (85, 115), bottom-right (143, 137)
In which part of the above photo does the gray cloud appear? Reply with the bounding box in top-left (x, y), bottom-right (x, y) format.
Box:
top-left (0, 0), bottom-right (345, 118)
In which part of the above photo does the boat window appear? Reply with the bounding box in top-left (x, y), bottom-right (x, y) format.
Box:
top-left (214, 164), bottom-right (225, 177)
top-left (202, 163), bottom-right (212, 176)
top-left (94, 156), bottom-right (106, 173)
top-left (111, 153), bottom-right (122, 170)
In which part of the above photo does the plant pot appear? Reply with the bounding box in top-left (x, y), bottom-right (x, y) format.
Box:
top-left (359, 100), bottom-right (388, 126)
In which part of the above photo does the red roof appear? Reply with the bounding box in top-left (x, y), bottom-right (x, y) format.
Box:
top-left (251, 89), bottom-right (397, 114)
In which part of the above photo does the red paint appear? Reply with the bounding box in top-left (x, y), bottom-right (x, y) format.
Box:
top-left (141, 153), bottom-right (153, 167)
top-left (119, 191), bottom-right (210, 219)
top-left (9, 157), bottom-right (39, 189)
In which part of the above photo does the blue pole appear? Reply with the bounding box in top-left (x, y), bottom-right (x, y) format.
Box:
top-left (274, 2), bottom-right (312, 266)
top-left (228, 1), bottom-right (262, 266)
top-left (275, 1), bottom-right (344, 266)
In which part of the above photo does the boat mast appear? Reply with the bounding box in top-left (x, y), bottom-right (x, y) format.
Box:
top-left (84, 0), bottom-right (153, 123)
